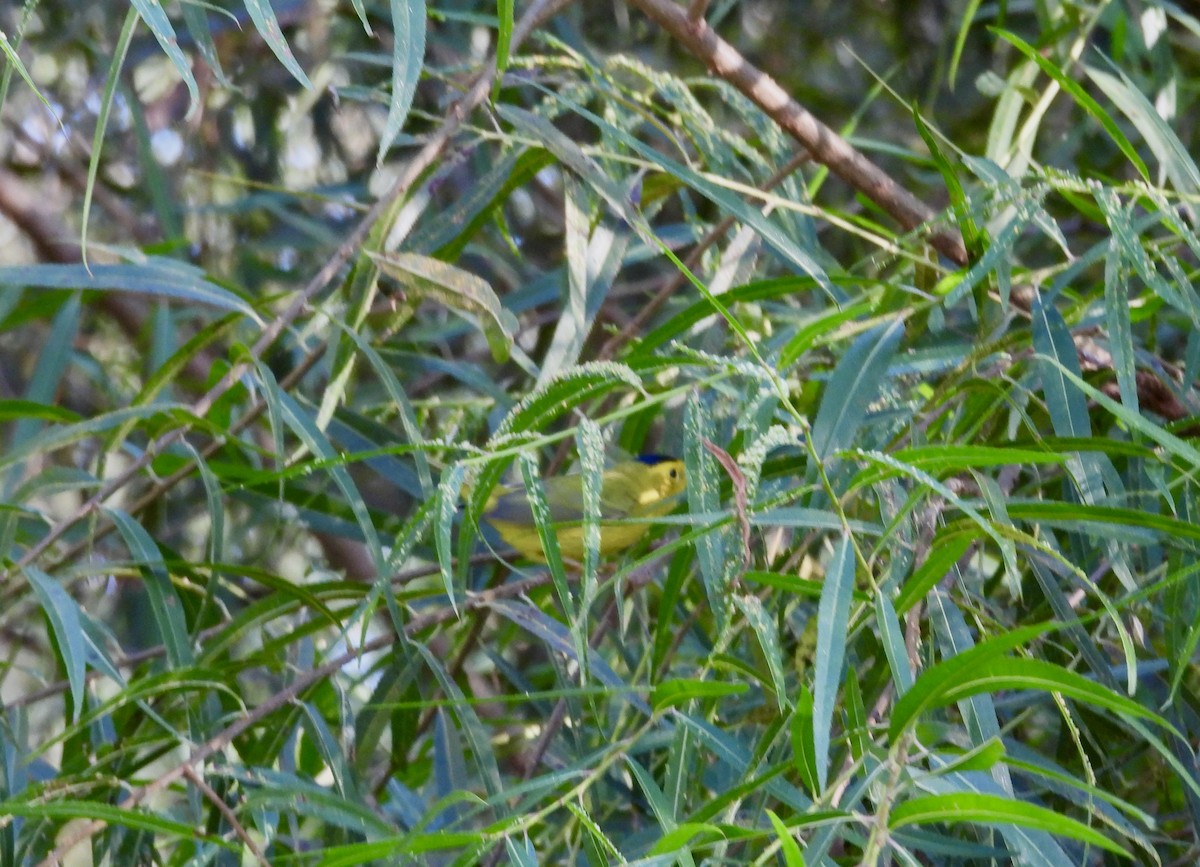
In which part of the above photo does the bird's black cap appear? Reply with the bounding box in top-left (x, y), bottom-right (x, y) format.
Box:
top-left (635, 454), bottom-right (677, 465)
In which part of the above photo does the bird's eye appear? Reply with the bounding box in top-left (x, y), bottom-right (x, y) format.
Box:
top-left (669, 468), bottom-right (678, 479)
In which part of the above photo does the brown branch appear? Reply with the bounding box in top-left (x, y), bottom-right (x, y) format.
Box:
top-left (624, 0), bottom-right (968, 266)
top-left (181, 765), bottom-right (271, 867)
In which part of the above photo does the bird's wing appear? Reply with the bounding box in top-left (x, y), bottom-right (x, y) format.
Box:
top-left (486, 475), bottom-right (588, 524)
top-left (483, 486), bottom-right (536, 524)
top-left (597, 466), bottom-right (642, 516)
top-left (542, 473), bottom-right (588, 521)
top-left (485, 469), bottom-right (649, 524)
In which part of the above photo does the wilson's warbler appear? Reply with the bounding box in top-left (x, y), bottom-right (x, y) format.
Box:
top-left (483, 455), bottom-right (686, 562)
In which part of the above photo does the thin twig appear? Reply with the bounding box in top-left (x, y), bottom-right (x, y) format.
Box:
top-left (181, 765), bottom-right (272, 867)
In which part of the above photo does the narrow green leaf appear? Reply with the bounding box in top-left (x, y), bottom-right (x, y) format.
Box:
top-left (10, 293), bottom-right (79, 453)
top-left (882, 444), bottom-right (1068, 474)
top-left (371, 251), bottom-right (516, 362)
top-left (491, 360), bottom-right (642, 439)
top-left (875, 591), bottom-right (913, 695)
top-left (627, 756), bottom-right (678, 835)
top-left (81, 9), bottom-right (137, 264)
top-left (178, 0), bottom-right (227, 83)
top-left (243, 0), bottom-right (314, 90)
top-left (929, 592), bottom-right (1007, 766)
top-left (890, 793), bottom-right (1131, 857)
top-left (648, 822), bottom-right (726, 857)
top-left (993, 29), bottom-right (1149, 181)
top-left (0, 405), bottom-right (185, 476)
top-left (766, 809), bottom-right (807, 867)
top-left (1086, 61), bottom-right (1200, 200)
top-left (25, 566), bottom-right (87, 723)
top-left (745, 570), bottom-right (868, 602)
top-left (888, 623), bottom-right (1047, 741)
top-left (108, 508), bottom-right (193, 668)
top-left (685, 393), bottom-right (728, 627)
top-left (894, 530), bottom-right (973, 614)
top-left (1005, 499), bottom-right (1200, 544)
top-left (128, 0), bottom-right (200, 114)
top-left (518, 453), bottom-right (573, 622)
top-left (488, 599), bottom-right (644, 711)
top-left (1028, 556), bottom-right (1120, 690)
top-left (0, 799), bottom-right (234, 847)
top-left (676, 713), bottom-right (812, 807)
top-left (853, 450), bottom-right (1018, 582)
top-left (939, 200), bottom-right (1036, 308)
top-left (652, 679), bottom-right (748, 712)
top-left (812, 534), bottom-right (854, 790)
top-left (1032, 295), bottom-right (1113, 513)
top-left (1095, 187), bottom-right (1200, 328)
top-left (435, 462), bottom-right (465, 612)
top-left (734, 593), bottom-right (788, 711)
top-left (576, 418), bottom-right (605, 610)
top-left (347, 0), bottom-right (372, 33)
top-left (411, 148), bottom-right (553, 257)
top-left (778, 300), bottom-right (875, 370)
top-left (0, 400), bottom-right (80, 424)
top-left (948, 0), bottom-right (986, 88)
top-left (413, 643), bottom-right (504, 798)
top-left (498, 105), bottom-right (633, 223)
top-left (537, 178), bottom-right (630, 386)
top-left (0, 30), bottom-right (61, 122)
top-left (297, 702), bottom-right (356, 800)
top-left (790, 685), bottom-right (818, 796)
top-left (0, 261), bottom-right (261, 322)
top-left (892, 653), bottom-right (1169, 742)
top-left (272, 387), bottom-right (386, 575)
top-left (912, 103), bottom-right (983, 259)
top-left (810, 320), bottom-right (902, 460)
top-left (492, 0), bottom-right (513, 102)
top-left (315, 832), bottom-right (487, 865)
top-left (377, 0), bottom-right (426, 161)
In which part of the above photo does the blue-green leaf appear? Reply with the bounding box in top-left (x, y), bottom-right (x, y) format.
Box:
top-left (377, 0), bottom-right (426, 161)
top-left (812, 534), bottom-right (854, 791)
top-left (243, 0), bottom-right (314, 90)
top-left (26, 566), bottom-right (87, 722)
top-left (810, 320), bottom-right (902, 460)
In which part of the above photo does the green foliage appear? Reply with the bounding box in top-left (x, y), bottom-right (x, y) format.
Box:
top-left (0, 0), bottom-right (1198, 865)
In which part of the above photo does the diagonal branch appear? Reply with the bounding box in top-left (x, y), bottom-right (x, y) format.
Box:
top-left (0, 0), bottom-right (575, 595)
top-left (181, 765), bottom-right (271, 867)
top-left (625, 0), bottom-right (968, 265)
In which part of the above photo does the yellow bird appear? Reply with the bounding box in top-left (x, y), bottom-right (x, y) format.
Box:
top-left (482, 455), bottom-right (686, 562)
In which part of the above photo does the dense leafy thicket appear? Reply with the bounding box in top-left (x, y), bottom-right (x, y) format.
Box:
top-left (0, 1), bottom-right (1198, 864)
